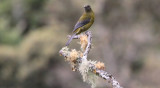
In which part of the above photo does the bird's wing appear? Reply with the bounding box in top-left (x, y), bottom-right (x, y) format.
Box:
top-left (72, 18), bottom-right (90, 32)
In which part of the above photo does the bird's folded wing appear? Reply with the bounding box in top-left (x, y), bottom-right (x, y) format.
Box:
top-left (72, 18), bottom-right (90, 32)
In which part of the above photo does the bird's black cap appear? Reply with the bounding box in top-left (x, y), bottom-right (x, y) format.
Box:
top-left (84, 5), bottom-right (90, 8)
top-left (84, 5), bottom-right (92, 12)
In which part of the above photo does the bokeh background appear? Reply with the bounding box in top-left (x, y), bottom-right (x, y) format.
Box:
top-left (0, 0), bottom-right (160, 88)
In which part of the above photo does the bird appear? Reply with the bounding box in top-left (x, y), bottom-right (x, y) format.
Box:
top-left (66, 5), bottom-right (95, 46)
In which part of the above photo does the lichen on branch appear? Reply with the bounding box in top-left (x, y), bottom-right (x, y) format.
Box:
top-left (59, 31), bottom-right (123, 88)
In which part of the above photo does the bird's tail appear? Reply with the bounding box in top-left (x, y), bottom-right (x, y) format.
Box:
top-left (66, 33), bottom-right (76, 46)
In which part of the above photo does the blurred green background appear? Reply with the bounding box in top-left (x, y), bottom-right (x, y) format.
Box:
top-left (0, 0), bottom-right (160, 88)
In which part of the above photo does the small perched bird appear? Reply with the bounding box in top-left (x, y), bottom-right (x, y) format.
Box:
top-left (66, 5), bottom-right (95, 46)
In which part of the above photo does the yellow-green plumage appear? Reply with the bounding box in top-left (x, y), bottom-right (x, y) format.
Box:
top-left (66, 5), bottom-right (95, 46)
top-left (74, 11), bottom-right (94, 34)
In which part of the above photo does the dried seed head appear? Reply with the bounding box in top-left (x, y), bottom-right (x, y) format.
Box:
top-left (64, 49), bottom-right (82, 71)
top-left (69, 49), bottom-right (79, 62)
top-left (80, 34), bottom-right (88, 51)
top-left (95, 62), bottom-right (105, 70)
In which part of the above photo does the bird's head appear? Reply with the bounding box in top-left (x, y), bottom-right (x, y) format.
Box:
top-left (84, 5), bottom-right (92, 12)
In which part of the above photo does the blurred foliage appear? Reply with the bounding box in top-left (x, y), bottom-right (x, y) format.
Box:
top-left (130, 59), bottom-right (144, 73)
top-left (0, 0), bottom-right (160, 88)
top-left (0, 0), bottom-right (47, 45)
top-left (0, 17), bottom-right (21, 45)
top-left (23, 0), bottom-right (47, 28)
top-left (0, 0), bottom-right (12, 15)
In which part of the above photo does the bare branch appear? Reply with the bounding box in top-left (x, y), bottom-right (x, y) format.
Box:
top-left (89, 63), bottom-right (122, 88)
top-left (67, 35), bottom-right (81, 39)
top-left (82, 31), bottom-right (92, 61)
